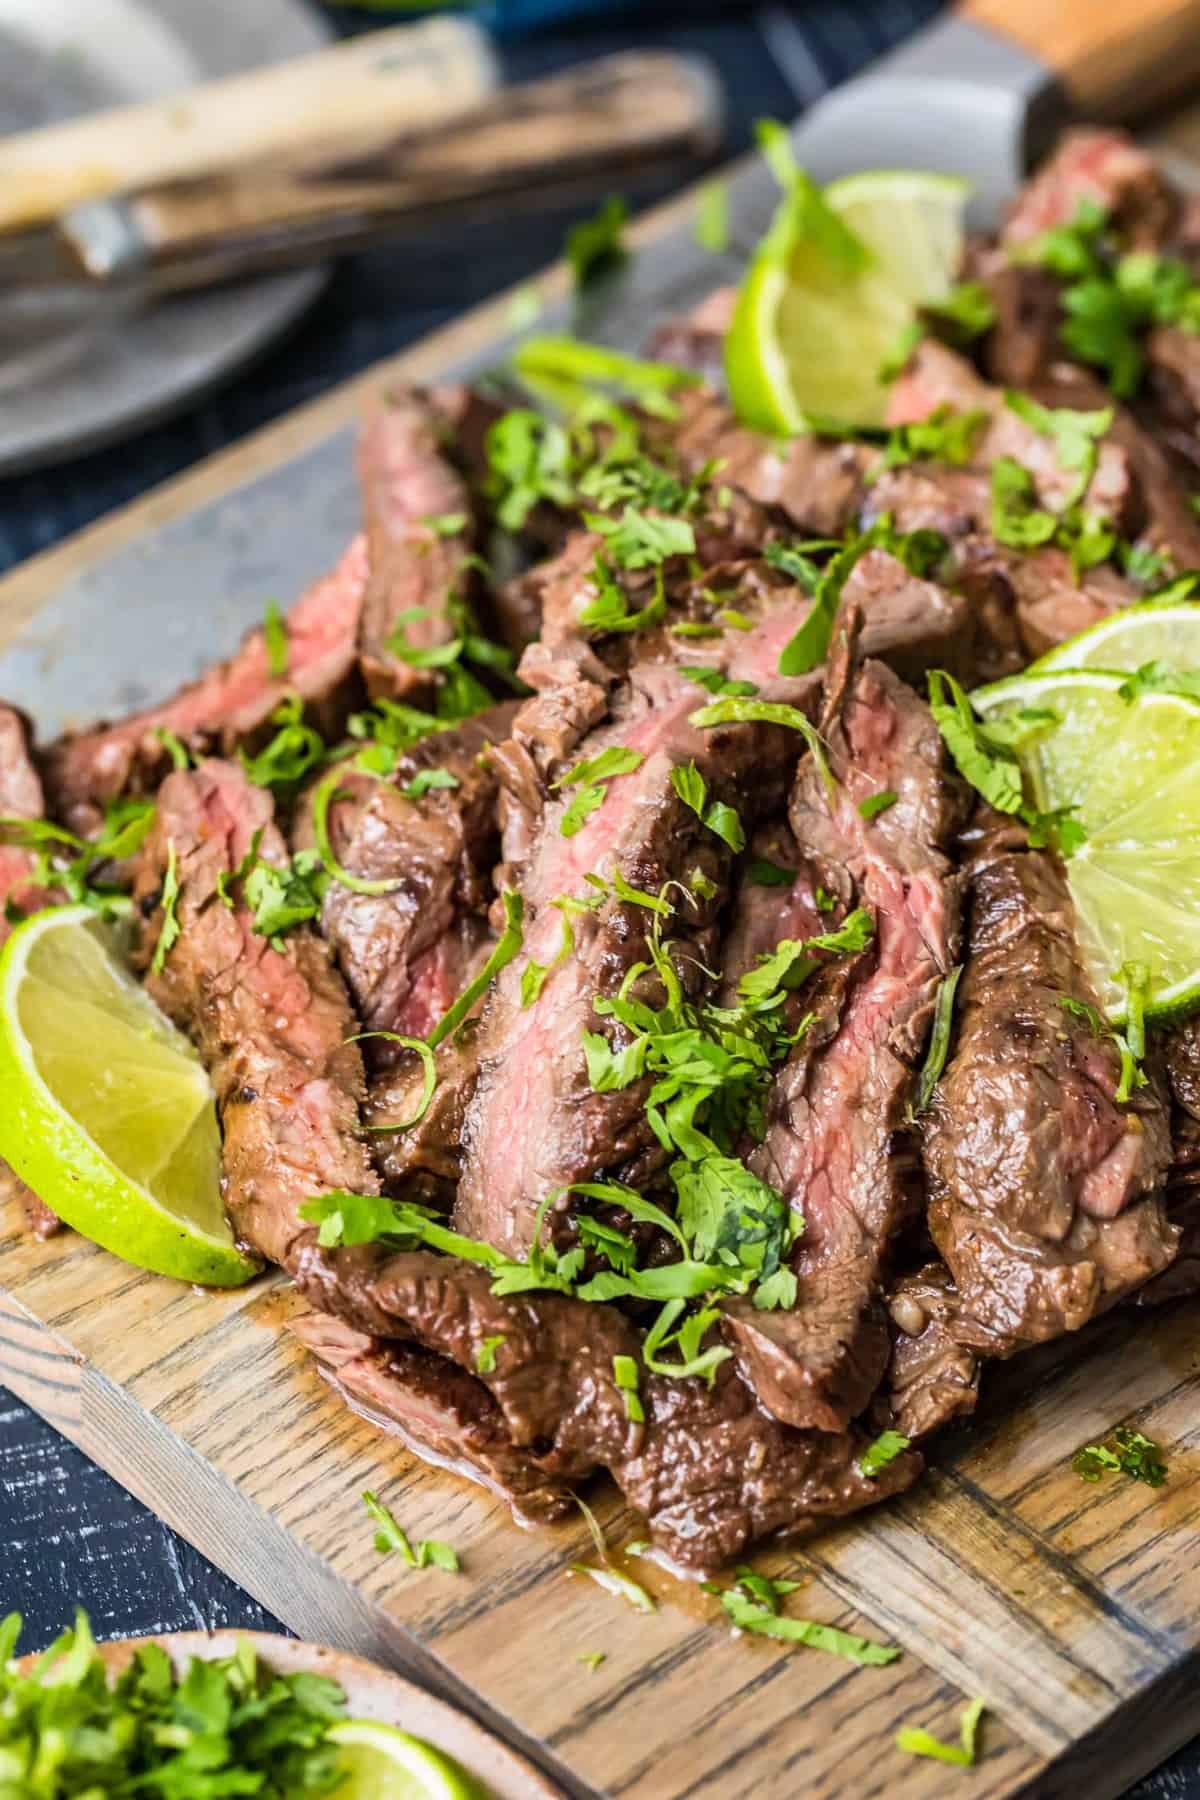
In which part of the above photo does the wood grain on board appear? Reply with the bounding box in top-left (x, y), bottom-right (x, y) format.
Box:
top-left (6, 97), bottom-right (1200, 1800)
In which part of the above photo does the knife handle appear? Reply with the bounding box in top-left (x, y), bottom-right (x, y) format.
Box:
top-left (963, 0), bottom-right (1200, 120)
top-left (61, 52), bottom-right (723, 294)
top-left (0, 18), bottom-right (497, 236)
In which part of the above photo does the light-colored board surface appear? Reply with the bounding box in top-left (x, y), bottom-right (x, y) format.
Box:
top-left (5, 97), bottom-right (1200, 1800)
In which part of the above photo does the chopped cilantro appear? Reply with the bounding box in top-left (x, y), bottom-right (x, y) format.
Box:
top-left (719, 1586), bottom-right (898, 1663)
top-left (1121, 540), bottom-right (1171, 585)
top-left (670, 760), bottom-right (746, 851)
top-left (1113, 959), bottom-right (1150, 1104)
top-left (695, 180), bottom-right (730, 254)
top-left (927, 670), bottom-right (1082, 855)
top-left (263, 600), bottom-right (289, 679)
top-left (0, 1608), bottom-right (346, 1795)
top-left (613, 1353), bottom-right (645, 1423)
top-left (858, 1429), bottom-right (911, 1478)
top-left (990, 456), bottom-right (1058, 548)
top-left (680, 664), bottom-right (758, 698)
top-left (566, 195), bottom-right (629, 289)
top-left (1005, 391), bottom-right (1112, 508)
top-left (579, 558), bottom-right (667, 635)
top-left (362, 1492), bottom-right (460, 1570)
top-left (910, 964), bottom-right (962, 1118)
top-left (513, 336), bottom-right (698, 407)
top-left (583, 506), bottom-right (696, 570)
top-left (560, 784), bottom-right (607, 838)
top-left (858, 789), bottom-right (897, 820)
top-left (569, 1563), bottom-right (656, 1614)
top-left (402, 767), bottom-right (460, 801)
top-left (578, 1651), bottom-right (607, 1672)
top-left (689, 696), bottom-right (834, 796)
top-left (747, 857), bottom-right (794, 887)
top-left (927, 280), bottom-right (997, 342)
top-left (240, 695), bottom-right (328, 792)
top-left (520, 910), bottom-right (574, 1009)
top-left (897, 1695), bottom-right (986, 1767)
top-left (642, 1298), bottom-right (730, 1385)
top-left (1073, 1426), bottom-right (1167, 1487)
top-left (428, 889), bottom-right (524, 1049)
top-left (876, 405), bottom-right (987, 475)
top-left (475, 1334), bottom-right (505, 1374)
top-left (150, 842), bottom-right (181, 975)
top-left (1118, 658), bottom-right (1200, 704)
top-left (356, 1033), bottom-right (437, 1134)
top-left (485, 408), bottom-right (575, 529)
top-left (312, 774), bottom-right (402, 899)
top-left (554, 745), bottom-right (644, 789)
top-left (155, 726), bottom-right (192, 771)
top-left (421, 511), bottom-right (468, 537)
top-left (244, 851), bottom-right (325, 944)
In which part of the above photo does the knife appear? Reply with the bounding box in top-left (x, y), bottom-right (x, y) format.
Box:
top-left (785, 0), bottom-right (1200, 226)
top-left (0, 51), bottom-right (721, 327)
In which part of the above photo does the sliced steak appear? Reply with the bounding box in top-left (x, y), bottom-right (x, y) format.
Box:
top-left (289, 1310), bottom-right (572, 1521)
top-left (365, 1033), bottom-right (480, 1203)
top-left (923, 836), bottom-right (1176, 1356)
top-left (44, 535), bottom-right (368, 836)
top-left (955, 538), bottom-right (1137, 660)
top-left (723, 642), bottom-right (966, 1434)
top-left (885, 1264), bottom-right (980, 1441)
top-left (887, 341), bottom-right (1134, 527)
top-left (452, 631), bottom-right (805, 1260)
top-left (666, 388), bottom-right (872, 536)
top-left (135, 760), bottom-right (378, 1269)
top-left (1000, 129), bottom-right (1178, 253)
top-left (295, 1245), bottom-right (922, 1572)
top-left (296, 705), bottom-right (516, 1057)
top-left (841, 547), bottom-right (976, 686)
top-left (356, 390), bottom-right (478, 701)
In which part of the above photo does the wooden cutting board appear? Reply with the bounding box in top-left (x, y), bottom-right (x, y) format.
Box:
top-left (4, 107), bottom-right (1200, 1800)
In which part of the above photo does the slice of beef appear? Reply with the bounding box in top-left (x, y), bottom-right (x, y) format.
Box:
top-left (452, 633), bottom-right (806, 1261)
top-left (135, 760), bottom-right (378, 1270)
top-left (1165, 1013), bottom-right (1200, 1124)
top-left (887, 341), bottom-right (1135, 527)
top-left (955, 537), bottom-right (1137, 660)
top-left (721, 641), bottom-right (966, 1433)
top-left (665, 388), bottom-right (872, 537)
top-left (840, 546), bottom-right (976, 686)
top-left (289, 1310), bottom-right (573, 1521)
top-left (1144, 323), bottom-right (1200, 449)
top-left (294, 704), bottom-right (516, 1058)
top-left (295, 1244), bottom-right (922, 1572)
top-left (365, 1033), bottom-right (480, 1204)
top-left (1032, 363), bottom-right (1200, 572)
top-left (885, 1264), bottom-right (980, 1441)
top-left (1000, 129), bottom-right (1178, 253)
top-left (44, 534), bottom-right (368, 837)
top-left (356, 390), bottom-right (476, 701)
top-left (923, 835), bottom-right (1176, 1356)
top-left (0, 703), bottom-right (62, 1237)
top-left (979, 261), bottom-right (1065, 391)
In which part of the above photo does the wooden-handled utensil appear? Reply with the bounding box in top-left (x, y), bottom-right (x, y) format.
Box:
top-left (0, 16), bottom-right (500, 236)
top-left (772, 0), bottom-right (1200, 227)
top-left (0, 52), bottom-right (722, 305)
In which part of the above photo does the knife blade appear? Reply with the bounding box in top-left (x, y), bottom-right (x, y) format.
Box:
top-left (787, 0), bottom-right (1200, 229)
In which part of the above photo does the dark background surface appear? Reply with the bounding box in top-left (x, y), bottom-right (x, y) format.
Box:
top-left (0, 4), bottom-right (1196, 1794)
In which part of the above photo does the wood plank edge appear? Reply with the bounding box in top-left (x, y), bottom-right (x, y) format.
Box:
top-left (14, 1341), bottom-right (599, 1800)
top-left (1017, 1652), bottom-right (1200, 1799)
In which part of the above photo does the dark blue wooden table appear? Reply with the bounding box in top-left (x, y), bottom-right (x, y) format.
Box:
top-left (0, 6), bottom-right (1195, 1793)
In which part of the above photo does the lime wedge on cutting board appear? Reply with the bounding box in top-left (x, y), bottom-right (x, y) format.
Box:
top-left (328, 1719), bottom-right (489, 1799)
top-left (726, 168), bottom-right (969, 433)
top-left (972, 669), bottom-right (1200, 1022)
top-left (0, 905), bottom-right (255, 1286)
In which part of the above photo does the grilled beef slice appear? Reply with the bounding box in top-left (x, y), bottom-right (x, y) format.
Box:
top-left (289, 1310), bottom-right (573, 1520)
top-left (885, 1265), bottom-right (980, 1441)
top-left (296, 1245), bottom-right (922, 1572)
top-left (135, 760), bottom-right (378, 1268)
top-left (356, 390), bottom-right (477, 701)
top-left (0, 704), bottom-right (62, 1238)
top-left (295, 704), bottom-right (516, 1056)
top-left (1000, 129), bottom-right (1179, 254)
top-left (44, 535), bottom-right (368, 836)
top-left (452, 627), bottom-right (807, 1260)
top-left (923, 837), bottom-right (1176, 1355)
top-left (722, 644), bottom-right (966, 1433)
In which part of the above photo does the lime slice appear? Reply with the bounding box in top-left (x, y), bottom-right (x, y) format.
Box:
top-left (726, 168), bottom-right (968, 433)
top-left (328, 1720), bottom-right (488, 1799)
top-left (972, 669), bottom-right (1200, 1020)
top-left (1032, 596), bottom-right (1200, 675)
top-left (0, 905), bottom-right (255, 1286)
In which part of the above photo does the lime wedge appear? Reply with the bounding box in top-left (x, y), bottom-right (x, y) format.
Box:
top-left (726, 168), bottom-right (968, 433)
top-left (0, 905), bottom-right (256, 1286)
top-left (328, 1720), bottom-right (488, 1799)
top-left (1032, 596), bottom-right (1200, 676)
top-left (972, 670), bottom-right (1200, 1020)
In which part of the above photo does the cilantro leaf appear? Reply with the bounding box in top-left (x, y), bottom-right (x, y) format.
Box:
top-left (554, 745), bottom-right (644, 789)
top-left (858, 1429), bottom-right (912, 1478)
top-left (569, 1563), bottom-right (656, 1614)
top-left (1073, 1426), bottom-right (1167, 1487)
top-left (990, 456), bottom-right (1058, 548)
top-left (910, 964), bottom-right (962, 1117)
top-left (579, 558), bottom-right (667, 635)
top-left (485, 408), bottom-right (575, 530)
top-left (720, 1590), bottom-right (899, 1663)
top-left (583, 506), bottom-right (696, 570)
top-left (1004, 391), bottom-right (1112, 507)
top-left (428, 889), bottom-right (524, 1049)
top-left (240, 695), bottom-right (328, 792)
top-left (561, 784), bottom-right (607, 838)
top-left (150, 842), bottom-right (181, 976)
top-left (747, 857), bottom-right (794, 887)
top-left (858, 789), bottom-right (897, 820)
top-left (612, 1352), bottom-right (645, 1422)
top-left (475, 1334), bottom-right (504, 1374)
top-left (679, 665), bottom-right (759, 698)
top-left (566, 195), bottom-right (629, 289)
top-left (421, 511), bottom-right (468, 537)
top-left (263, 600), bottom-right (289, 679)
top-left (312, 774), bottom-right (403, 899)
top-left (876, 405), bottom-right (987, 475)
top-left (402, 767), bottom-right (460, 801)
top-left (897, 1695), bottom-right (986, 1767)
